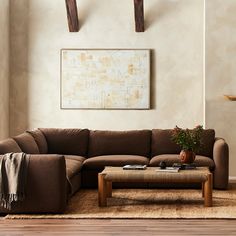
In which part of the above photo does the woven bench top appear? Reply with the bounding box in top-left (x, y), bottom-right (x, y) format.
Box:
top-left (101, 167), bottom-right (210, 183)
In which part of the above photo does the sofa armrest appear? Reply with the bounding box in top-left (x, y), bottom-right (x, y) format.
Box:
top-left (0, 154), bottom-right (67, 213)
top-left (213, 138), bottom-right (229, 189)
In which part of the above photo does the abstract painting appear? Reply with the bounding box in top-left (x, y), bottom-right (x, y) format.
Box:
top-left (61, 49), bottom-right (150, 109)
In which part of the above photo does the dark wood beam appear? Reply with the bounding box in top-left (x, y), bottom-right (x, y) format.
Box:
top-left (134, 0), bottom-right (144, 32)
top-left (65, 0), bottom-right (79, 32)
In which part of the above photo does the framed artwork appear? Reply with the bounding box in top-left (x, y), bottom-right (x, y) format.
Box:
top-left (60, 49), bottom-right (150, 109)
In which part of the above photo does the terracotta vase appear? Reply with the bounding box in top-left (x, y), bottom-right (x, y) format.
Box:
top-left (180, 150), bottom-right (196, 164)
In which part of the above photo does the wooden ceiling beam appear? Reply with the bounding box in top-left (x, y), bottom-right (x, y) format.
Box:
top-left (65, 0), bottom-right (79, 32)
top-left (134, 0), bottom-right (144, 32)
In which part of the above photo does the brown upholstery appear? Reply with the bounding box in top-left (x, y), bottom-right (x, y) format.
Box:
top-left (65, 156), bottom-right (84, 196)
top-left (0, 154), bottom-right (67, 213)
top-left (152, 129), bottom-right (181, 156)
top-left (88, 130), bottom-right (151, 157)
top-left (13, 133), bottom-right (40, 154)
top-left (64, 155), bottom-right (85, 163)
top-left (0, 128), bottom-right (229, 213)
top-left (213, 138), bottom-right (229, 189)
top-left (83, 155), bottom-right (149, 170)
top-left (149, 154), bottom-right (215, 170)
top-left (40, 128), bottom-right (89, 156)
top-left (151, 129), bottom-right (215, 158)
top-left (196, 129), bottom-right (215, 158)
top-left (68, 173), bottom-right (81, 196)
top-left (0, 138), bottom-right (22, 154)
top-left (27, 129), bottom-right (48, 154)
top-left (65, 157), bottom-right (84, 179)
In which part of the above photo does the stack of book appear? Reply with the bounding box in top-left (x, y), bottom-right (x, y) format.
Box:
top-left (156, 163), bottom-right (197, 173)
top-left (156, 167), bottom-right (180, 173)
top-left (172, 163), bottom-right (197, 170)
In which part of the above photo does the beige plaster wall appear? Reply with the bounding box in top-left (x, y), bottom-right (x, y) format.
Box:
top-left (0, 0), bottom-right (9, 140)
top-left (206, 0), bottom-right (236, 176)
top-left (10, 0), bottom-right (204, 134)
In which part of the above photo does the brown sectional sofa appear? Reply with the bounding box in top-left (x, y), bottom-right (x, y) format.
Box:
top-left (0, 128), bottom-right (229, 214)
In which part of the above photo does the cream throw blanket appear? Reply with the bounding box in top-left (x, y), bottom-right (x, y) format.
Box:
top-left (0, 152), bottom-right (29, 209)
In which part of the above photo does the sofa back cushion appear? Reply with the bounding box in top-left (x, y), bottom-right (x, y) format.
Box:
top-left (27, 129), bottom-right (48, 154)
top-left (39, 128), bottom-right (89, 156)
top-left (0, 138), bottom-right (22, 154)
top-left (151, 129), bottom-right (215, 158)
top-left (197, 129), bottom-right (215, 158)
top-left (13, 133), bottom-right (40, 154)
top-left (152, 129), bottom-right (181, 157)
top-left (88, 130), bottom-right (151, 158)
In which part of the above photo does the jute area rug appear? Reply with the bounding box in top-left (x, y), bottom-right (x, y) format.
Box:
top-left (5, 186), bottom-right (236, 219)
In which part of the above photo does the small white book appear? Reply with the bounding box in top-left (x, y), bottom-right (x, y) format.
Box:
top-left (123, 165), bottom-right (147, 170)
top-left (156, 167), bottom-right (180, 173)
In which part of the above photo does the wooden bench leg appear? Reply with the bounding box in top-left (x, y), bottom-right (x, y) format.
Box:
top-left (98, 173), bottom-right (107, 207)
top-left (106, 181), bottom-right (112, 198)
top-left (204, 173), bottom-right (213, 207)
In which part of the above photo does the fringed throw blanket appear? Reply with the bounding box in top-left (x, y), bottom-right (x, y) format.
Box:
top-left (0, 152), bottom-right (30, 209)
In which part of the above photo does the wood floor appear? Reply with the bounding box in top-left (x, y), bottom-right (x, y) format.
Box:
top-left (0, 219), bottom-right (236, 235)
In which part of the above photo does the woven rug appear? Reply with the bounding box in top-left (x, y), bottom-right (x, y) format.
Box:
top-left (5, 186), bottom-right (236, 219)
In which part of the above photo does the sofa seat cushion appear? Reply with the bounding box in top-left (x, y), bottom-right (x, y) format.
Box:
top-left (64, 155), bottom-right (85, 163)
top-left (83, 155), bottom-right (149, 170)
top-left (149, 154), bottom-right (215, 170)
top-left (65, 157), bottom-right (84, 179)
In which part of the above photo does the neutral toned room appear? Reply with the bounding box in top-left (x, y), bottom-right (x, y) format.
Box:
top-left (0, 0), bottom-right (236, 235)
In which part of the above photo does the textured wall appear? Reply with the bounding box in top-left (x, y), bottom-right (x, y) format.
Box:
top-left (10, 0), bottom-right (29, 135)
top-left (206, 0), bottom-right (236, 176)
top-left (9, 0), bottom-right (204, 135)
top-left (0, 0), bottom-right (9, 140)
